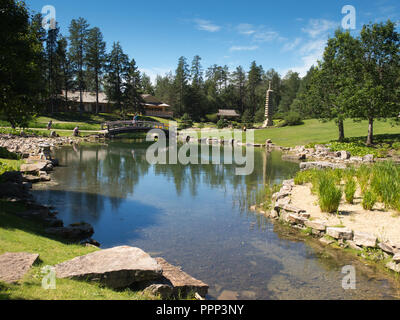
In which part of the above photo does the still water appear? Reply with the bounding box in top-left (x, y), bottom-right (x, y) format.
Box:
top-left (33, 141), bottom-right (400, 300)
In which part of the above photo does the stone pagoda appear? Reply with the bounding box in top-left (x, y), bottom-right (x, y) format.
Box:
top-left (262, 82), bottom-right (274, 128)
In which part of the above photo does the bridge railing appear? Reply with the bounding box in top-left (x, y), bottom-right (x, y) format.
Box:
top-left (102, 120), bottom-right (171, 131)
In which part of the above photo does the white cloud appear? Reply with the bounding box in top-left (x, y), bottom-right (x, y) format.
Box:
top-left (253, 30), bottom-right (280, 42)
top-left (282, 38), bottom-right (302, 52)
top-left (194, 19), bottom-right (221, 32)
top-left (237, 23), bottom-right (256, 35)
top-left (301, 19), bottom-right (338, 38)
top-left (229, 45), bottom-right (259, 52)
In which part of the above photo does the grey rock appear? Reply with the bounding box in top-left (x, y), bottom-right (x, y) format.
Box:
top-left (393, 253), bottom-right (400, 263)
top-left (0, 252), bottom-right (39, 283)
top-left (305, 220), bottom-right (327, 232)
top-left (339, 151), bottom-right (351, 160)
top-left (143, 284), bottom-right (174, 299)
top-left (362, 154), bottom-right (374, 163)
top-left (347, 240), bottom-right (363, 251)
top-left (326, 227), bottom-right (353, 240)
top-left (386, 261), bottom-right (400, 273)
top-left (300, 162), bottom-right (346, 171)
top-left (353, 231), bottom-right (377, 248)
top-left (288, 214), bottom-right (308, 225)
top-left (20, 162), bottom-right (48, 174)
top-left (56, 246), bottom-right (162, 289)
top-left (378, 242), bottom-right (397, 255)
top-left (155, 257), bottom-right (208, 298)
top-left (320, 237), bottom-right (334, 245)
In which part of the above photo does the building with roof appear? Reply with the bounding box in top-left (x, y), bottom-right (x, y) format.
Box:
top-left (59, 91), bottom-right (173, 118)
top-left (217, 109), bottom-right (240, 119)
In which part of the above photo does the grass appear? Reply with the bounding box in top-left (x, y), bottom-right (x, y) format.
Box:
top-left (317, 172), bottom-right (342, 213)
top-left (182, 119), bottom-right (400, 149)
top-left (294, 162), bottom-right (400, 214)
top-left (0, 200), bottom-right (157, 300)
top-left (344, 178), bottom-right (357, 204)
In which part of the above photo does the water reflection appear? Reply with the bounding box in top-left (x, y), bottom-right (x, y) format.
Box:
top-left (32, 141), bottom-right (400, 300)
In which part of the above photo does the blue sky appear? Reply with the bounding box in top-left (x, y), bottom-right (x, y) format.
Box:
top-left (28, 0), bottom-right (399, 81)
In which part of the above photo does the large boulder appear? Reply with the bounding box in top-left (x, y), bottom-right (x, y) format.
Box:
top-left (20, 162), bottom-right (48, 174)
top-left (0, 252), bottom-right (39, 283)
top-left (55, 246), bottom-right (162, 289)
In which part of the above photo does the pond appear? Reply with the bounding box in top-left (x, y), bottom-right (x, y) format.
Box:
top-left (33, 140), bottom-right (400, 300)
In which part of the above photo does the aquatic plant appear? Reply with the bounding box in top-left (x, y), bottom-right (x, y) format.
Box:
top-left (362, 189), bottom-right (377, 211)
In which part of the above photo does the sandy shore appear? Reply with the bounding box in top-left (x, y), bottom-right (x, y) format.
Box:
top-left (291, 184), bottom-right (400, 244)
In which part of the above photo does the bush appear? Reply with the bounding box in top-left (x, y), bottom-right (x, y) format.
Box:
top-left (362, 190), bottom-right (377, 211)
top-left (344, 179), bottom-right (357, 204)
top-left (283, 111), bottom-right (303, 126)
top-left (317, 172), bottom-right (342, 213)
top-left (217, 119), bottom-right (227, 129)
top-left (205, 114), bottom-right (218, 123)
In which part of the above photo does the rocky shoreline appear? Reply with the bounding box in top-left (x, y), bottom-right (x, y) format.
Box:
top-left (0, 133), bottom-right (209, 299)
top-left (250, 178), bottom-right (400, 275)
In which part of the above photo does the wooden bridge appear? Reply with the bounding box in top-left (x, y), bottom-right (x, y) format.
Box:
top-left (101, 120), bottom-right (172, 137)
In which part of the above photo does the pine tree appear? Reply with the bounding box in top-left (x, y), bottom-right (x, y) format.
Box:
top-left (104, 42), bottom-right (129, 115)
top-left (85, 27), bottom-right (106, 113)
top-left (173, 56), bottom-right (190, 116)
top-left (124, 59), bottom-right (144, 114)
top-left (68, 17), bottom-right (89, 111)
top-left (0, 0), bottom-right (46, 128)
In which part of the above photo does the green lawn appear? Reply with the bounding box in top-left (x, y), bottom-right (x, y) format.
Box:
top-left (187, 119), bottom-right (400, 147)
top-left (252, 119), bottom-right (400, 147)
top-left (0, 201), bottom-right (156, 300)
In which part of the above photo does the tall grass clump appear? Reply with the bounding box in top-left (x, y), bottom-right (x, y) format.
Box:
top-left (362, 189), bottom-right (377, 211)
top-left (294, 169), bottom-right (317, 185)
top-left (356, 165), bottom-right (372, 195)
top-left (370, 161), bottom-right (400, 211)
top-left (317, 172), bottom-right (343, 213)
top-left (344, 178), bottom-right (357, 204)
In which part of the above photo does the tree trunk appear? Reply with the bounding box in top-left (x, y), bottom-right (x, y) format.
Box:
top-left (338, 119), bottom-right (345, 142)
top-left (366, 118), bottom-right (374, 146)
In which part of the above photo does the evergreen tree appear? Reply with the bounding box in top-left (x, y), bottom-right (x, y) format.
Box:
top-left (0, 0), bottom-right (46, 128)
top-left (231, 66), bottom-right (246, 115)
top-left (246, 61), bottom-right (263, 117)
top-left (124, 58), bottom-right (144, 114)
top-left (140, 73), bottom-right (155, 95)
top-left (56, 36), bottom-right (73, 107)
top-left (278, 71), bottom-right (300, 114)
top-left (104, 42), bottom-right (129, 114)
top-left (68, 17), bottom-right (89, 111)
top-left (173, 56), bottom-right (190, 116)
top-left (85, 27), bottom-right (106, 113)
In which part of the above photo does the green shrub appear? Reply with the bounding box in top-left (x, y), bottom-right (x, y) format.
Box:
top-left (283, 111), bottom-right (303, 126)
top-left (362, 190), bottom-right (377, 211)
top-left (205, 114), bottom-right (218, 123)
top-left (317, 172), bottom-right (343, 213)
top-left (217, 119), bottom-right (227, 129)
top-left (344, 179), bottom-right (357, 204)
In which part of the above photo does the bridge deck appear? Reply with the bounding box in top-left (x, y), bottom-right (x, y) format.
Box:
top-left (102, 120), bottom-right (172, 135)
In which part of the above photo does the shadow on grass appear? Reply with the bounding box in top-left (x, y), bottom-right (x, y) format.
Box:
top-left (332, 133), bottom-right (400, 146)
